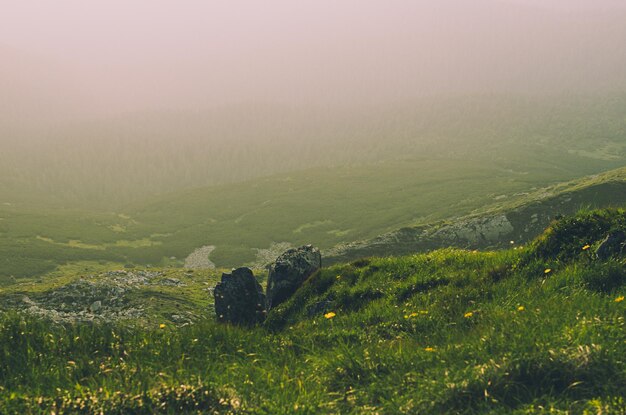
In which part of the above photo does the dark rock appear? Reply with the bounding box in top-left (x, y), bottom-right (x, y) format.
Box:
top-left (266, 245), bottom-right (322, 310)
top-left (214, 267), bottom-right (266, 325)
top-left (596, 232), bottom-right (626, 260)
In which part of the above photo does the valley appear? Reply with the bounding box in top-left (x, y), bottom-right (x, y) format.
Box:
top-left (2, 94), bottom-right (625, 282)
top-left (3, 1), bottom-right (626, 412)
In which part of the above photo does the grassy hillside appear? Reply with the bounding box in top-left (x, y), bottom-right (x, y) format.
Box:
top-left (1, 162), bottom-right (624, 283)
top-left (326, 166), bottom-right (626, 263)
top-left (127, 158), bottom-right (571, 268)
top-left (1, 208), bottom-right (625, 413)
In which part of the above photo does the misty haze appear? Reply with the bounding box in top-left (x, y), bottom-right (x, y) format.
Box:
top-left (1, 1), bottom-right (626, 413)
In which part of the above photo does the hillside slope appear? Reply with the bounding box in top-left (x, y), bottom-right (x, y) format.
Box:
top-left (325, 167), bottom-right (626, 264)
top-left (1, 164), bottom-right (624, 283)
top-left (1, 208), bottom-right (625, 413)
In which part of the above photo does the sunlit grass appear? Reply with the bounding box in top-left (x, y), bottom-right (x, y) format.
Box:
top-left (2, 208), bottom-right (624, 413)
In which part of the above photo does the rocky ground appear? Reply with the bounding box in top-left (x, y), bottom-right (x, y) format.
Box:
top-left (1, 269), bottom-right (216, 325)
top-left (325, 180), bottom-right (626, 264)
top-left (184, 245), bottom-right (216, 269)
top-left (249, 242), bottom-right (293, 269)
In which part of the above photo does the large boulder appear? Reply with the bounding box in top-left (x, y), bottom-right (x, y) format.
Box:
top-left (266, 245), bottom-right (322, 310)
top-left (214, 267), bottom-right (266, 325)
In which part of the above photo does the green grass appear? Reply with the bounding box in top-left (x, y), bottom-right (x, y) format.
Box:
top-left (1, 208), bottom-right (625, 413)
top-left (3, 160), bottom-right (625, 282)
top-left (129, 158), bottom-right (563, 264)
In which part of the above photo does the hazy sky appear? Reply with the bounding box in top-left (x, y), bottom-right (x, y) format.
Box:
top-left (2, 0), bottom-right (626, 118)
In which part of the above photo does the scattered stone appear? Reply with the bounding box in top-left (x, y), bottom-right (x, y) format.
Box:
top-left (22, 303), bottom-right (144, 324)
top-left (214, 267), bottom-right (266, 325)
top-left (5, 270), bottom-right (170, 324)
top-left (266, 245), bottom-right (322, 310)
top-left (21, 296), bottom-right (36, 306)
top-left (170, 313), bottom-right (192, 324)
top-left (104, 269), bottom-right (161, 285)
top-left (596, 231), bottom-right (626, 260)
top-left (90, 300), bottom-right (102, 313)
top-left (160, 277), bottom-right (186, 287)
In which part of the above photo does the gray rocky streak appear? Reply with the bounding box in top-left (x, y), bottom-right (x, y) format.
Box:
top-left (430, 214), bottom-right (514, 246)
top-left (324, 181), bottom-right (626, 265)
top-left (184, 245), bottom-right (216, 269)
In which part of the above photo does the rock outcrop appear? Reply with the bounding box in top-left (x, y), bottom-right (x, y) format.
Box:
top-left (214, 267), bottom-right (266, 325)
top-left (266, 245), bottom-right (322, 310)
top-left (596, 232), bottom-right (626, 260)
top-left (324, 180), bottom-right (626, 265)
top-left (0, 270), bottom-right (202, 324)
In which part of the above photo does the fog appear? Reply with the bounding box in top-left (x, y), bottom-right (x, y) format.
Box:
top-left (1, 0), bottom-right (626, 208)
top-left (2, 0), bottom-right (626, 120)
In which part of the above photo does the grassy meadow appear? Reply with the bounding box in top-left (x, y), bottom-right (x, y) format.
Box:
top-left (1, 208), bottom-right (625, 413)
top-left (1, 158), bottom-right (625, 283)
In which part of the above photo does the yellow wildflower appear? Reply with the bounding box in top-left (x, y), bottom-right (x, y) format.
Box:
top-left (544, 268), bottom-right (552, 274)
top-left (582, 245), bottom-right (591, 251)
top-left (424, 347), bottom-right (435, 352)
top-left (615, 296), bottom-right (624, 303)
top-left (324, 312), bottom-right (336, 319)
top-left (159, 323), bottom-right (166, 329)
top-left (419, 310), bottom-right (429, 314)
top-left (464, 312), bottom-right (474, 318)
top-left (517, 306), bottom-right (525, 311)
